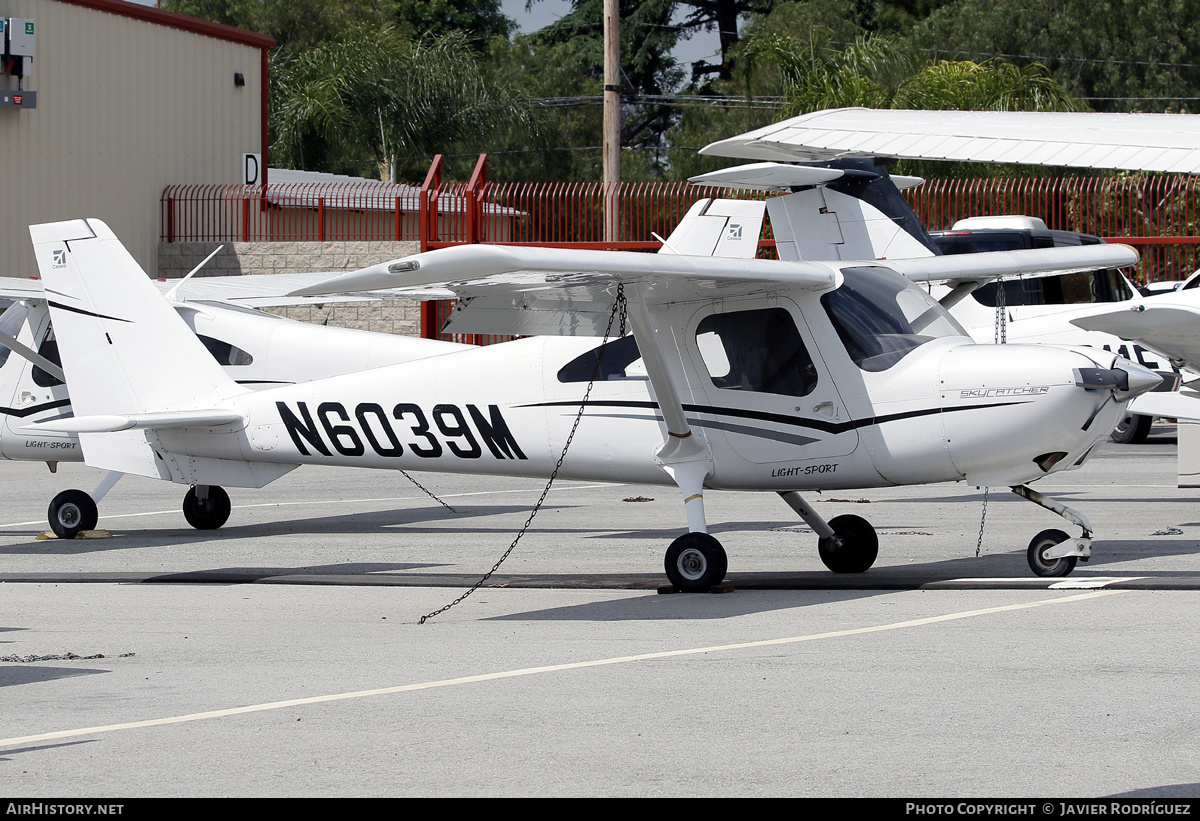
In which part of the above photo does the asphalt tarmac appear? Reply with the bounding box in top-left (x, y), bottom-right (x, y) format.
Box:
top-left (2, 424), bottom-right (1199, 797)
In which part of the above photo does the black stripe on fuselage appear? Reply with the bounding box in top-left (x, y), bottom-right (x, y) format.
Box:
top-left (523, 399), bottom-right (1027, 435)
top-left (0, 398), bottom-right (73, 418)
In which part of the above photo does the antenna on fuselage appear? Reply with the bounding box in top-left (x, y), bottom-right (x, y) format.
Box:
top-left (164, 245), bottom-right (224, 301)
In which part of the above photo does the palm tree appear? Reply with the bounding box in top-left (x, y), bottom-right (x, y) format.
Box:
top-left (746, 31), bottom-right (1085, 118)
top-left (270, 28), bottom-right (532, 180)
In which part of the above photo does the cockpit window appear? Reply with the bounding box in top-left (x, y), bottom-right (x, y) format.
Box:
top-left (823, 266), bottom-right (968, 372)
top-left (32, 327), bottom-right (64, 387)
top-left (198, 335), bottom-right (254, 366)
top-left (695, 307), bottom-right (818, 397)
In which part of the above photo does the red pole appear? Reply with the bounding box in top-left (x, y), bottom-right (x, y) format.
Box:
top-left (420, 155), bottom-right (443, 252)
top-left (465, 154), bottom-right (488, 244)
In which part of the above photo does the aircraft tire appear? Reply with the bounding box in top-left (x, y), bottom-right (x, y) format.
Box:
top-left (1027, 529), bottom-right (1077, 577)
top-left (818, 515), bottom-right (878, 573)
top-left (1110, 414), bottom-right (1152, 444)
top-left (48, 489), bottom-right (98, 540)
top-left (664, 532), bottom-right (727, 592)
top-left (182, 486), bottom-right (231, 530)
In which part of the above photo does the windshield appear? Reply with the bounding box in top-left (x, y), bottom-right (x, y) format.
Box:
top-left (0, 302), bottom-right (28, 371)
top-left (971, 269), bottom-right (1133, 306)
top-left (822, 266), bottom-right (968, 372)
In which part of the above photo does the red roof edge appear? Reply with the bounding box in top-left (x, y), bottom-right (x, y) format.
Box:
top-left (54, 0), bottom-right (275, 50)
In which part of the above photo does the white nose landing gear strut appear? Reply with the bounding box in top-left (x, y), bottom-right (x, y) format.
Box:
top-left (1011, 484), bottom-right (1092, 578)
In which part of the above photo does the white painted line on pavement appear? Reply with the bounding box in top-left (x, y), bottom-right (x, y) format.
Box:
top-left (0, 483), bottom-right (618, 528)
top-left (0, 589), bottom-right (1125, 749)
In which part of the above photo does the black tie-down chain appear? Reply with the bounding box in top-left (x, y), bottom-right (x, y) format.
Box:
top-left (418, 285), bottom-right (628, 624)
top-left (975, 487), bottom-right (989, 558)
top-left (398, 468), bottom-right (456, 512)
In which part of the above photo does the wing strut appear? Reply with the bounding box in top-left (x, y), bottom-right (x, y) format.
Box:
top-left (625, 289), bottom-right (714, 535)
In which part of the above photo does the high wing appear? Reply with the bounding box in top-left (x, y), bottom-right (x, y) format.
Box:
top-left (701, 107), bottom-right (1200, 173)
top-left (1071, 294), bottom-right (1200, 372)
top-left (0, 277), bottom-right (48, 301)
top-left (289, 243), bottom-right (840, 336)
top-left (288, 241), bottom-right (1138, 336)
top-left (156, 274), bottom-right (453, 306)
top-left (0, 273), bottom-right (449, 307)
top-left (889, 244), bottom-right (1138, 283)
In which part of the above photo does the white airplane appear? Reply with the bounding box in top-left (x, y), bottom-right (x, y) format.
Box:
top-left (700, 108), bottom-right (1200, 441)
top-left (0, 199), bottom-right (767, 534)
top-left (0, 292), bottom-right (471, 528)
top-left (18, 210), bottom-right (1155, 587)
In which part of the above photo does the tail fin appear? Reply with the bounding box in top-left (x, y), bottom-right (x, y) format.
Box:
top-left (30, 218), bottom-right (242, 418)
top-left (656, 199), bottom-right (766, 258)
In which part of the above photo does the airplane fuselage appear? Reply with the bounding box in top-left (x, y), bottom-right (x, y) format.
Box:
top-left (145, 294), bottom-right (1137, 494)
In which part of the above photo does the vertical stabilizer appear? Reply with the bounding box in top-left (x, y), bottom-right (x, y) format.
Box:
top-left (30, 219), bottom-right (243, 419)
top-left (658, 199), bottom-right (766, 258)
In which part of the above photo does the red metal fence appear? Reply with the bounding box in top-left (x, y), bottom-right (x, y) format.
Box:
top-left (161, 158), bottom-right (1200, 341)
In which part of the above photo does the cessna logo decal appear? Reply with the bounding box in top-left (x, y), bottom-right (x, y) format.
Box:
top-left (277, 401), bottom-right (527, 461)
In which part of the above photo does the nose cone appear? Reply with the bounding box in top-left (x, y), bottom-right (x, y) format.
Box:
top-left (1114, 359), bottom-right (1163, 399)
top-left (1073, 360), bottom-right (1163, 398)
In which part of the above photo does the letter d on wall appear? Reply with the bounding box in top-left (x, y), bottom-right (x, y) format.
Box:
top-left (242, 153), bottom-right (261, 186)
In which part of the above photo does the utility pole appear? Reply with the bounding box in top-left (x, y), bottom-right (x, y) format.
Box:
top-left (603, 0), bottom-right (620, 244)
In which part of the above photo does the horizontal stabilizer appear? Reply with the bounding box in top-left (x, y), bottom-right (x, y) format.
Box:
top-left (688, 161), bottom-right (928, 194)
top-left (689, 162), bottom-right (845, 191)
top-left (20, 409), bottom-right (244, 434)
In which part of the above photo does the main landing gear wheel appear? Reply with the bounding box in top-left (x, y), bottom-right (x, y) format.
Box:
top-left (182, 486), bottom-right (231, 530)
top-left (664, 532), bottom-right (728, 592)
top-left (47, 489), bottom-right (99, 540)
top-left (1027, 528), bottom-right (1078, 577)
top-left (1110, 413), bottom-right (1152, 445)
top-left (818, 514), bottom-right (879, 573)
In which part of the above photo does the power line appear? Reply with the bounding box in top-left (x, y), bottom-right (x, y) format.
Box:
top-left (535, 93), bottom-right (784, 109)
top-left (887, 43), bottom-right (1200, 69)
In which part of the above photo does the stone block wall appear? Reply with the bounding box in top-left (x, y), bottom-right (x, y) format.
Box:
top-left (157, 241), bottom-right (422, 336)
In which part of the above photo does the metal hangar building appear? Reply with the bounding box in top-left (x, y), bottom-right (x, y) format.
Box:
top-left (0, 0), bottom-right (271, 279)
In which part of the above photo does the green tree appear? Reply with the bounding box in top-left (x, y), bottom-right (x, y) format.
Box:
top-left (662, 0), bottom-right (867, 179)
top-left (909, 0), bottom-right (1200, 112)
top-left (538, 0), bottom-right (683, 166)
top-left (476, 35), bottom-right (605, 181)
top-left (675, 0), bottom-right (776, 84)
top-left (270, 28), bottom-right (531, 180)
top-left (162, 0), bottom-right (389, 54)
top-left (390, 0), bottom-right (514, 43)
top-left (893, 60), bottom-right (1086, 111)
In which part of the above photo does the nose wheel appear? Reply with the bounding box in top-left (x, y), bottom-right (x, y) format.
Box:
top-left (1011, 486), bottom-right (1090, 578)
top-left (664, 532), bottom-right (728, 592)
top-left (1027, 528), bottom-right (1079, 577)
